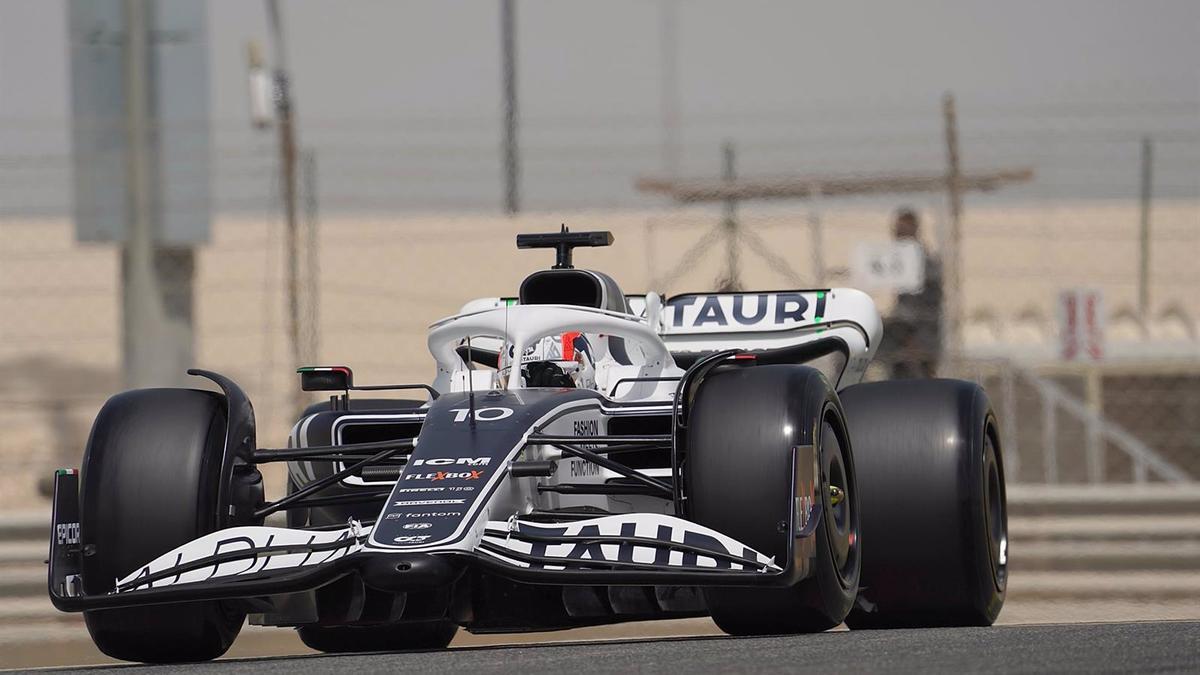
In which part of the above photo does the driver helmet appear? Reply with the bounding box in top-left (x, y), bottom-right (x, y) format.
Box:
top-left (498, 332), bottom-right (595, 388)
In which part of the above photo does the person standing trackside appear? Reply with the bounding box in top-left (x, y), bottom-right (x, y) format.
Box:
top-left (878, 208), bottom-right (944, 379)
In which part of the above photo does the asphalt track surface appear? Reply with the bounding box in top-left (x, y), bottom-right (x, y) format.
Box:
top-left (23, 621), bottom-right (1200, 674)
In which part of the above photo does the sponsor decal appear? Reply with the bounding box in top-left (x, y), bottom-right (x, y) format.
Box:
top-left (402, 522), bottom-right (433, 530)
top-left (572, 417), bottom-right (601, 450)
top-left (569, 459), bottom-right (604, 478)
top-left (572, 419), bottom-right (599, 437)
top-left (492, 521), bottom-right (770, 571)
top-left (391, 499), bottom-right (466, 507)
top-left (451, 406), bottom-right (514, 423)
top-left (55, 522), bottom-right (80, 546)
top-left (115, 525), bottom-right (367, 591)
top-left (796, 492), bottom-right (814, 532)
top-left (392, 535), bottom-right (431, 544)
top-left (392, 485), bottom-right (476, 493)
top-left (404, 512), bottom-right (461, 518)
top-left (384, 513), bottom-right (404, 520)
top-left (668, 293), bottom-right (810, 328)
top-left (410, 457), bottom-right (490, 467)
top-left (404, 470), bottom-right (486, 482)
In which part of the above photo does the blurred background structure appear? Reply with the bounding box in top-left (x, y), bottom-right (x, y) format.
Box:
top-left (0, 0), bottom-right (1197, 666)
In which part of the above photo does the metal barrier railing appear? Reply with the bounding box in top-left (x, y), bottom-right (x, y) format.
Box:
top-left (964, 359), bottom-right (1191, 484)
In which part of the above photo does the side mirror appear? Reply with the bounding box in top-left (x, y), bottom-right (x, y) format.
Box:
top-left (297, 366), bottom-right (353, 392)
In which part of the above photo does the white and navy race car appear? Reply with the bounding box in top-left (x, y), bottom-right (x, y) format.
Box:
top-left (48, 228), bottom-right (1007, 662)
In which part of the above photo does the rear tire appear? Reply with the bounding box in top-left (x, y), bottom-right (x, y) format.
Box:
top-left (686, 365), bottom-right (860, 635)
top-left (297, 620), bottom-right (457, 653)
top-left (80, 388), bottom-right (249, 663)
top-left (841, 379), bottom-right (1007, 629)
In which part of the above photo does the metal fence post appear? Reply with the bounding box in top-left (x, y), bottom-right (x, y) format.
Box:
top-left (1085, 366), bottom-right (1105, 483)
top-left (1042, 394), bottom-right (1059, 484)
top-left (1002, 360), bottom-right (1020, 479)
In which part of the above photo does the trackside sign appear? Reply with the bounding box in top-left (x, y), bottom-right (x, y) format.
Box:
top-left (1058, 288), bottom-right (1105, 361)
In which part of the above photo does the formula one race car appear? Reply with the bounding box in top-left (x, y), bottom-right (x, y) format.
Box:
top-left (48, 228), bottom-right (1007, 663)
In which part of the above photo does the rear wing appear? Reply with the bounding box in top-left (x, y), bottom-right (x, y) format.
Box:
top-left (628, 289), bottom-right (881, 386)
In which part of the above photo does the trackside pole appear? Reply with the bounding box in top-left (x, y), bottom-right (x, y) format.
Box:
top-left (501, 0), bottom-right (520, 214)
top-left (719, 142), bottom-right (741, 292)
top-left (941, 92), bottom-right (964, 373)
top-left (266, 0), bottom-right (306, 415)
top-left (122, 0), bottom-right (194, 389)
top-left (1137, 136), bottom-right (1153, 322)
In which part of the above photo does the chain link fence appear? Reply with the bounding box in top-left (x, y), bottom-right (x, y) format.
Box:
top-left (1, 116), bottom-right (1199, 659)
top-left (1, 113), bottom-right (1198, 509)
top-left (638, 189), bottom-right (1200, 486)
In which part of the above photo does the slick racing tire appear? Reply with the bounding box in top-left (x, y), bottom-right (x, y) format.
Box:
top-left (80, 389), bottom-right (251, 663)
top-left (297, 619), bottom-right (458, 653)
top-left (840, 379), bottom-right (1007, 629)
top-left (686, 365), bottom-right (860, 635)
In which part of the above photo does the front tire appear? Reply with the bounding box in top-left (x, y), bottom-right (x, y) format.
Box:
top-left (80, 389), bottom-right (249, 663)
top-left (686, 365), bottom-right (860, 634)
top-left (841, 379), bottom-right (1007, 629)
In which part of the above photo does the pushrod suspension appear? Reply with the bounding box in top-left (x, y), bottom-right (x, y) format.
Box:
top-left (548, 442), bottom-right (672, 497)
top-left (254, 444), bottom-right (406, 519)
top-left (274, 490), bottom-right (392, 511)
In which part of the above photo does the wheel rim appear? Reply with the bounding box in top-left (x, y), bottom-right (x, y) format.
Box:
top-left (821, 419), bottom-right (858, 586)
top-left (983, 430), bottom-right (1008, 590)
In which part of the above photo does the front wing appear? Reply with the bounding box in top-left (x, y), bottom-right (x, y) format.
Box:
top-left (48, 471), bottom-right (803, 612)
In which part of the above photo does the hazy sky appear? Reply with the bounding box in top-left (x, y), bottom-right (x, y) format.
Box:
top-left (1, 1), bottom-right (1197, 211)
top-left (3, 1), bottom-right (1194, 120)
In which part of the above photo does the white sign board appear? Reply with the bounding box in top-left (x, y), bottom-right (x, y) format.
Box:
top-left (851, 240), bottom-right (925, 293)
top-left (1058, 288), bottom-right (1105, 361)
top-left (68, 0), bottom-right (211, 245)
